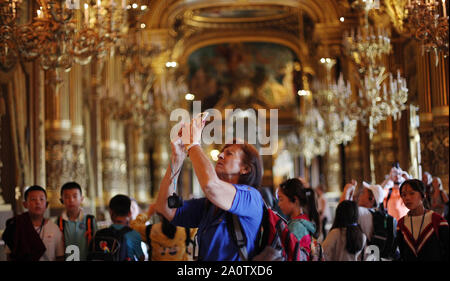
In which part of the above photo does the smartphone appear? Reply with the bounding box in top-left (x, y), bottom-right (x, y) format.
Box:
top-left (196, 111), bottom-right (209, 122)
top-left (177, 112), bottom-right (209, 137)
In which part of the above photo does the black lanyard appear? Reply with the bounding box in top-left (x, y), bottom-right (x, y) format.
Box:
top-left (37, 218), bottom-right (45, 237)
top-left (410, 211), bottom-right (426, 240)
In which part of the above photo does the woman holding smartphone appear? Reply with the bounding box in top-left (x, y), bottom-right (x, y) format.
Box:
top-left (155, 113), bottom-right (265, 261)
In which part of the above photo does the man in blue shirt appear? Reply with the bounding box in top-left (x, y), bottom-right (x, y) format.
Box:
top-left (155, 116), bottom-right (264, 261)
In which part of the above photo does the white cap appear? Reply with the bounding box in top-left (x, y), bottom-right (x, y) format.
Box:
top-left (362, 181), bottom-right (385, 206)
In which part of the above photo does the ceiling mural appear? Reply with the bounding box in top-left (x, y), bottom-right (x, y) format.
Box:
top-left (187, 42), bottom-right (298, 110)
top-left (192, 5), bottom-right (292, 21)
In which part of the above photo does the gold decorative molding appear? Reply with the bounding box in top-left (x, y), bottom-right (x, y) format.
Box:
top-left (380, 0), bottom-right (408, 34)
top-left (432, 106), bottom-right (450, 117)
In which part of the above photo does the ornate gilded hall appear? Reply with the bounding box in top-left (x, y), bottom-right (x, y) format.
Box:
top-left (0, 0), bottom-right (448, 243)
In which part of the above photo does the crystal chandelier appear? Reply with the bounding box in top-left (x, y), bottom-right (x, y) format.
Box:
top-left (404, 0), bottom-right (448, 64)
top-left (343, 1), bottom-right (409, 133)
top-left (297, 106), bottom-right (329, 166)
top-left (351, 66), bottom-right (408, 132)
top-left (314, 58), bottom-right (358, 146)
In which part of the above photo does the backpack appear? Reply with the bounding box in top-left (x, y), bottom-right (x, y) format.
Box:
top-left (229, 204), bottom-right (309, 261)
top-left (369, 208), bottom-right (397, 259)
top-left (87, 226), bottom-right (133, 261)
top-left (145, 223), bottom-right (193, 260)
top-left (308, 236), bottom-right (325, 261)
top-left (57, 214), bottom-right (95, 246)
top-left (286, 217), bottom-right (324, 261)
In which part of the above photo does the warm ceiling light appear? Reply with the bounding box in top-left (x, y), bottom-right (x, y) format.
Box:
top-left (185, 93), bottom-right (195, 100)
top-left (210, 150), bottom-right (220, 161)
top-left (166, 61), bottom-right (177, 68)
top-left (297, 90), bottom-right (311, 96)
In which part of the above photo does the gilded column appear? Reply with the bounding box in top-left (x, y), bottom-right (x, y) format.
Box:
top-left (417, 50), bottom-right (434, 176)
top-left (133, 128), bottom-right (150, 203)
top-left (101, 108), bottom-right (120, 205)
top-left (116, 122), bottom-right (128, 195)
top-left (125, 124), bottom-right (136, 200)
top-left (69, 63), bottom-right (88, 200)
top-left (30, 64), bottom-right (46, 188)
top-left (45, 68), bottom-right (73, 211)
top-left (90, 60), bottom-right (105, 210)
top-left (151, 124), bottom-right (169, 199)
top-left (372, 119), bottom-right (396, 183)
top-left (430, 54), bottom-right (449, 191)
top-left (325, 144), bottom-right (341, 193)
top-left (344, 139), bottom-right (363, 184)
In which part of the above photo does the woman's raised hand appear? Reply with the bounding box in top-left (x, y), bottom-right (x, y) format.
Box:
top-left (180, 114), bottom-right (206, 150)
top-left (170, 135), bottom-right (187, 164)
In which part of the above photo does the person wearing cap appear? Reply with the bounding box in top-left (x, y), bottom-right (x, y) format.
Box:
top-left (356, 182), bottom-right (386, 241)
top-left (340, 181), bottom-right (385, 241)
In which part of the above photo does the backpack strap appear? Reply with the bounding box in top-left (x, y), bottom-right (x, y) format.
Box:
top-left (385, 188), bottom-right (394, 212)
top-left (145, 224), bottom-right (153, 259)
top-left (57, 216), bottom-right (66, 246)
top-left (230, 214), bottom-right (248, 261)
top-left (57, 216), bottom-right (65, 233)
top-left (145, 224), bottom-right (153, 245)
top-left (85, 215), bottom-right (95, 246)
top-left (184, 227), bottom-right (192, 247)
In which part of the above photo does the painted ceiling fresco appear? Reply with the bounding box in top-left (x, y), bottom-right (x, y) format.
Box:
top-left (187, 42), bottom-right (298, 110)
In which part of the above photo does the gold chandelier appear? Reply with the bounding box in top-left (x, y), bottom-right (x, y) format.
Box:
top-left (404, 0), bottom-right (449, 64)
top-left (0, 0), bottom-right (39, 71)
top-left (0, 0), bottom-right (129, 72)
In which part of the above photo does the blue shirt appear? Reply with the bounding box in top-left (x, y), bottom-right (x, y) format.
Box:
top-left (111, 224), bottom-right (144, 261)
top-left (171, 184), bottom-right (264, 261)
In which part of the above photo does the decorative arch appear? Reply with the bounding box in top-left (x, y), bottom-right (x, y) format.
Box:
top-left (146, 0), bottom-right (342, 29)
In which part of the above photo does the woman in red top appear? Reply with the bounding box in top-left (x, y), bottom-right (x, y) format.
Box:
top-left (396, 179), bottom-right (449, 261)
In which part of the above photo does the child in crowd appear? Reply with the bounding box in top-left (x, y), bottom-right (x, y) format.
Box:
top-left (2, 185), bottom-right (64, 261)
top-left (101, 194), bottom-right (144, 261)
top-left (396, 179), bottom-right (449, 261)
top-left (56, 181), bottom-right (97, 261)
top-left (277, 178), bottom-right (320, 250)
top-left (322, 200), bottom-right (367, 261)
